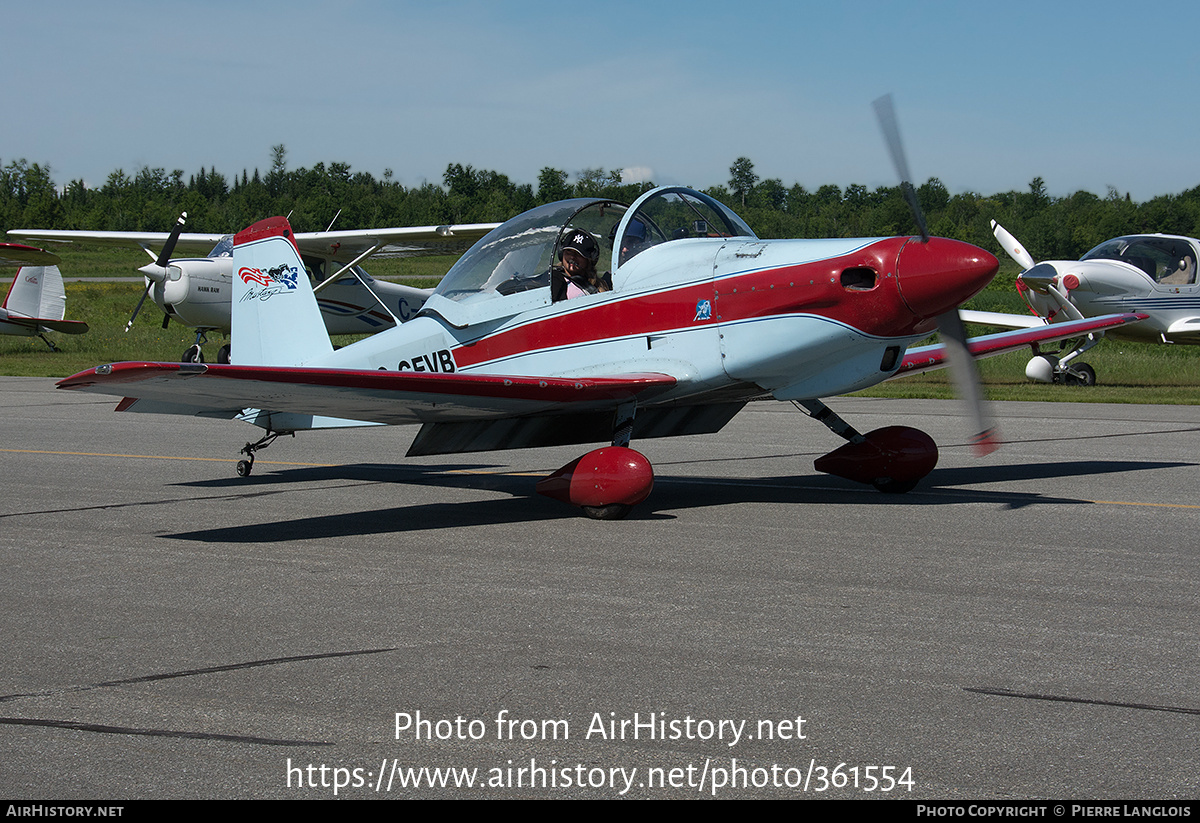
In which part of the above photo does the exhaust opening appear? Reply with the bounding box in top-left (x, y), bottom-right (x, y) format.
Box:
top-left (841, 266), bottom-right (877, 291)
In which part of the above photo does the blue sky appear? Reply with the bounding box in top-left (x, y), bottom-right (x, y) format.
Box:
top-left (4, 0), bottom-right (1198, 203)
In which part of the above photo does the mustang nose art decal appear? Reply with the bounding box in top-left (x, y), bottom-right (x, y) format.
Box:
top-left (238, 264), bottom-right (300, 301)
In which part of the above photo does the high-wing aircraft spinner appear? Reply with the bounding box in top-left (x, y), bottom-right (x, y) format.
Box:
top-left (57, 186), bottom-right (1143, 518)
top-left (970, 221), bottom-right (1197, 384)
top-left (0, 243), bottom-right (89, 349)
top-left (9, 217), bottom-right (499, 362)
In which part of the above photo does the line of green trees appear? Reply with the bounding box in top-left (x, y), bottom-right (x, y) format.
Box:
top-left (4, 147), bottom-right (1200, 261)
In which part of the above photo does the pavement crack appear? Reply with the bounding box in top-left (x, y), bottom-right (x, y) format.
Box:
top-left (0, 647), bottom-right (397, 703)
top-left (965, 686), bottom-right (1200, 716)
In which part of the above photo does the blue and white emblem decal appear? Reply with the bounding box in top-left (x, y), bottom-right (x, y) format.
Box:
top-left (694, 299), bottom-right (712, 321)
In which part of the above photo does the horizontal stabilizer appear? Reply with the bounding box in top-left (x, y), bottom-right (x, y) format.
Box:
top-left (0, 243), bottom-right (61, 267)
top-left (58, 362), bottom-right (677, 427)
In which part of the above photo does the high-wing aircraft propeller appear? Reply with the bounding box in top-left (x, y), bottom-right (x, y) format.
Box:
top-left (962, 221), bottom-right (1198, 385)
top-left (126, 211), bottom-right (188, 333)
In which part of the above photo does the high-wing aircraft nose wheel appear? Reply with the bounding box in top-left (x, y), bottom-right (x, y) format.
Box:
top-left (182, 331), bottom-right (212, 363)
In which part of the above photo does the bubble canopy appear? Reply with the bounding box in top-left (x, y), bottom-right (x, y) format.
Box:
top-left (432, 187), bottom-right (757, 305)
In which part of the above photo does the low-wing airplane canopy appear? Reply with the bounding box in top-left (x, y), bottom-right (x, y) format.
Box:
top-left (434, 198), bottom-right (629, 302)
top-left (431, 187), bottom-right (759, 308)
top-left (615, 186), bottom-right (757, 269)
top-left (1081, 235), bottom-right (1199, 285)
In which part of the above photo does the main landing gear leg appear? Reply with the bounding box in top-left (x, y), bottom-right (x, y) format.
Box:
top-left (796, 399), bottom-right (938, 494)
top-left (536, 400), bottom-right (654, 520)
top-left (1026, 334), bottom-right (1102, 386)
top-left (236, 430), bottom-right (292, 477)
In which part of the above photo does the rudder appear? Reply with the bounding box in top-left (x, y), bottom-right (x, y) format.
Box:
top-left (231, 216), bottom-right (333, 366)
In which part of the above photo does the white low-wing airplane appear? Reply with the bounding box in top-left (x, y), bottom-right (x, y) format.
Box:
top-left (964, 220), bottom-right (1199, 384)
top-left (0, 242), bottom-right (89, 349)
top-left (9, 217), bottom-right (498, 363)
top-left (56, 187), bottom-right (1144, 518)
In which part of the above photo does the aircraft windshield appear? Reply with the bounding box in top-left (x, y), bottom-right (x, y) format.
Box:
top-left (1082, 236), bottom-right (1198, 285)
top-left (435, 199), bottom-right (629, 302)
top-left (208, 235), bottom-right (234, 258)
top-left (620, 188), bottom-right (756, 264)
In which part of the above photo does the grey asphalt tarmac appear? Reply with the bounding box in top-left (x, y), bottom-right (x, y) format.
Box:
top-left (1, 375), bottom-right (1197, 799)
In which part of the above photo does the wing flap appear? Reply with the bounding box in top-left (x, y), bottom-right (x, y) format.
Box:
top-left (57, 362), bottom-right (677, 425)
top-left (896, 312), bottom-right (1147, 376)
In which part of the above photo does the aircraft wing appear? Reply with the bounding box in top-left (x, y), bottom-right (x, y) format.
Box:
top-left (10, 224), bottom-right (501, 263)
top-left (292, 224), bottom-right (500, 263)
top-left (896, 313), bottom-right (1147, 377)
top-left (57, 362), bottom-right (677, 425)
top-left (7, 229), bottom-right (229, 256)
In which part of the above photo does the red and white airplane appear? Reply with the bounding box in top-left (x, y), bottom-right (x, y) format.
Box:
top-left (10, 216), bottom-right (498, 363)
top-left (0, 242), bottom-right (89, 349)
top-left (56, 183), bottom-right (1143, 518)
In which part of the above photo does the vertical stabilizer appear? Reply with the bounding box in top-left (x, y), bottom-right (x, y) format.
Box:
top-left (3, 266), bottom-right (66, 321)
top-left (231, 217), bottom-right (334, 366)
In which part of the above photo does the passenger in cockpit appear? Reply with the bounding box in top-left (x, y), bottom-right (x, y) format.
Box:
top-left (1162, 252), bottom-right (1196, 285)
top-left (551, 230), bottom-right (611, 300)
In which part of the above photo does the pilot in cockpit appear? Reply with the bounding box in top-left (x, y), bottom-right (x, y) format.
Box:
top-left (615, 218), bottom-right (649, 265)
top-left (551, 230), bottom-right (612, 300)
top-left (1162, 252), bottom-right (1196, 285)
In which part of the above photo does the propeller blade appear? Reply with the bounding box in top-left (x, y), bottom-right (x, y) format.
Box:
top-left (155, 211), bottom-right (188, 268)
top-left (990, 220), bottom-right (1035, 270)
top-left (124, 281), bottom-right (153, 333)
top-left (936, 310), bottom-right (999, 456)
top-left (126, 212), bottom-right (187, 331)
top-left (872, 93), bottom-right (929, 243)
top-left (874, 95), bottom-right (997, 454)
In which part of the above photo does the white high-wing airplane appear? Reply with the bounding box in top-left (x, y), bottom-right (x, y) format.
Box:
top-left (9, 217), bottom-right (498, 363)
top-left (56, 186), bottom-right (1143, 518)
top-left (963, 221), bottom-right (1200, 385)
top-left (0, 242), bottom-right (89, 349)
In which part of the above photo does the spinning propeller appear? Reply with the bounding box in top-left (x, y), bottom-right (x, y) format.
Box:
top-left (125, 211), bottom-right (187, 332)
top-left (872, 95), bottom-right (998, 456)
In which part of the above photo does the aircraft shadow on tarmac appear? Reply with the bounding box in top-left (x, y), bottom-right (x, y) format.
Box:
top-left (162, 455), bottom-right (1191, 543)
